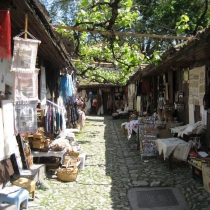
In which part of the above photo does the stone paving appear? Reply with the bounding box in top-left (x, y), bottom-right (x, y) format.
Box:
top-left (28, 115), bottom-right (210, 210)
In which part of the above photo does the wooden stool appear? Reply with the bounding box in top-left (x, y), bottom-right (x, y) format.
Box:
top-left (12, 178), bottom-right (35, 200)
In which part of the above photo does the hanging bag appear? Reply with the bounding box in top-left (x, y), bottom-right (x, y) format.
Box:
top-left (92, 98), bottom-right (97, 106)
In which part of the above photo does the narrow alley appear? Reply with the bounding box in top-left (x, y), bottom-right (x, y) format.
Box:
top-left (29, 115), bottom-right (210, 210)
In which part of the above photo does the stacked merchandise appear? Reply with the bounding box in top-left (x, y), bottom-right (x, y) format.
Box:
top-left (138, 117), bottom-right (159, 160)
top-left (56, 133), bottom-right (83, 182)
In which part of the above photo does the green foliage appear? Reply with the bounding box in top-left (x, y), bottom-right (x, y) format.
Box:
top-left (175, 15), bottom-right (189, 35)
top-left (41, 0), bottom-right (210, 85)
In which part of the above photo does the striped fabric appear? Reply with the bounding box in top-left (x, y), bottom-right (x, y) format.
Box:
top-left (14, 100), bottom-right (38, 134)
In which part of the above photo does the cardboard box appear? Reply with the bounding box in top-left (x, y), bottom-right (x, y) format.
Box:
top-left (202, 165), bottom-right (210, 193)
top-left (32, 141), bottom-right (44, 149)
top-left (158, 122), bottom-right (173, 138)
top-left (33, 134), bottom-right (45, 142)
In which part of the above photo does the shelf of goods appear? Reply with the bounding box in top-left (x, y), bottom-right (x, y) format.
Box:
top-left (138, 117), bottom-right (159, 160)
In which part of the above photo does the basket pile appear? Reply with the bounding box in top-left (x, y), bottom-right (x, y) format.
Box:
top-left (56, 162), bottom-right (78, 182)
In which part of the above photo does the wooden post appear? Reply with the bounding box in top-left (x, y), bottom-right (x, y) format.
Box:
top-left (24, 13), bottom-right (28, 39)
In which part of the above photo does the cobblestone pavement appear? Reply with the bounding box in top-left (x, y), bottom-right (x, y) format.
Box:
top-left (28, 115), bottom-right (210, 210)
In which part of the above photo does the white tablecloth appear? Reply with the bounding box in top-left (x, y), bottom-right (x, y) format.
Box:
top-left (32, 149), bottom-right (66, 164)
top-left (155, 138), bottom-right (190, 161)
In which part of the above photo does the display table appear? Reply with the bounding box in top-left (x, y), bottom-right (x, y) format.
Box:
top-left (155, 138), bottom-right (190, 161)
top-left (32, 149), bottom-right (66, 164)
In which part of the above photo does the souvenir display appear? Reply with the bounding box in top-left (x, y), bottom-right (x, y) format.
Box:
top-left (138, 117), bottom-right (158, 160)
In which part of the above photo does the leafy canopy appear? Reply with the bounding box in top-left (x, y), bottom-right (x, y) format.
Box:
top-left (41, 0), bottom-right (210, 85)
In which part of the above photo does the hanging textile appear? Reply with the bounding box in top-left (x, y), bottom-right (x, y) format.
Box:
top-left (2, 100), bottom-right (18, 157)
top-left (59, 74), bottom-right (75, 103)
top-left (14, 71), bottom-right (38, 101)
top-left (97, 89), bottom-right (104, 115)
top-left (40, 66), bottom-right (47, 108)
top-left (70, 102), bottom-right (78, 123)
top-left (81, 89), bottom-right (86, 99)
top-left (136, 96), bottom-right (141, 112)
top-left (10, 37), bottom-right (41, 73)
top-left (45, 105), bottom-right (50, 133)
top-left (14, 100), bottom-right (38, 134)
top-left (61, 109), bottom-right (65, 130)
top-left (51, 107), bottom-right (55, 136)
top-left (0, 10), bottom-right (11, 59)
top-left (128, 84), bottom-right (135, 98)
top-left (141, 79), bottom-right (150, 94)
top-left (0, 109), bottom-right (5, 160)
top-left (56, 110), bottom-right (61, 131)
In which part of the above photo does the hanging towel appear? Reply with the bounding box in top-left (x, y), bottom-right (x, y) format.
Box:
top-left (0, 10), bottom-right (11, 59)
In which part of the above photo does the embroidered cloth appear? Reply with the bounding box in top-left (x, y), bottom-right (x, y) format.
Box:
top-left (11, 37), bottom-right (40, 73)
top-left (156, 137), bottom-right (190, 160)
top-left (14, 100), bottom-right (38, 134)
top-left (14, 71), bottom-right (38, 101)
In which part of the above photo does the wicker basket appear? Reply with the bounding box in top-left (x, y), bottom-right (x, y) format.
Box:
top-left (56, 165), bottom-right (78, 182)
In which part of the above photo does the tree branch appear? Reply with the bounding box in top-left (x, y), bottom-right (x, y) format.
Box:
top-left (193, 0), bottom-right (208, 35)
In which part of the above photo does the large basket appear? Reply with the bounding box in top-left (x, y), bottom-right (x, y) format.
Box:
top-left (56, 165), bottom-right (78, 182)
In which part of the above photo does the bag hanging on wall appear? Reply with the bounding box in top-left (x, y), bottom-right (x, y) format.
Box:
top-left (92, 98), bottom-right (97, 106)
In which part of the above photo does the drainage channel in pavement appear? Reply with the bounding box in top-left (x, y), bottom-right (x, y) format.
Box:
top-left (127, 187), bottom-right (187, 210)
